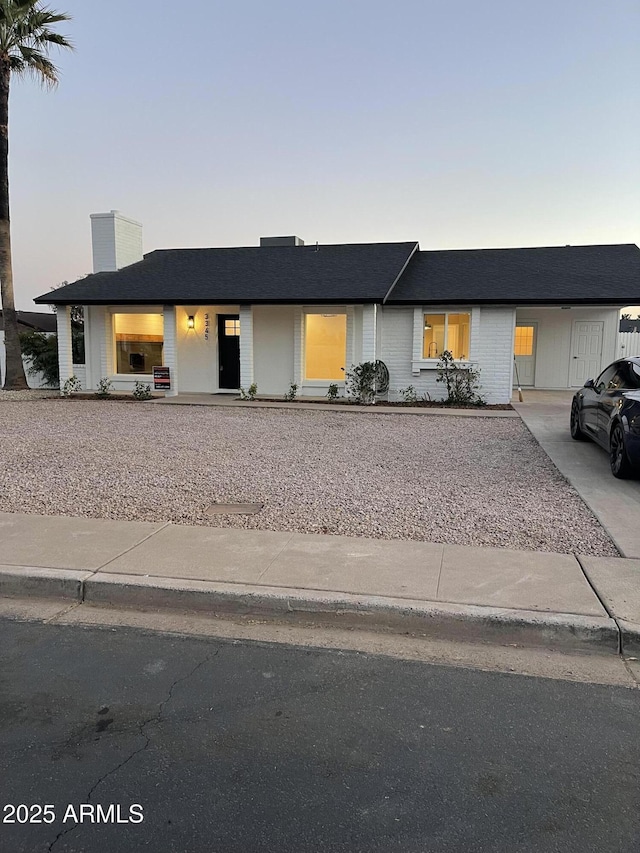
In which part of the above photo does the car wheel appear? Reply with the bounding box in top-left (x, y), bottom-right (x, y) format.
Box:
top-left (610, 424), bottom-right (634, 479)
top-left (570, 401), bottom-right (587, 441)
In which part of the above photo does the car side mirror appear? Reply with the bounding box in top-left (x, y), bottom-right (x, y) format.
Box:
top-left (583, 379), bottom-right (595, 389)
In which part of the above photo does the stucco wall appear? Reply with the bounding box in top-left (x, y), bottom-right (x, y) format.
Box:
top-left (253, 306), bottom-right (295, 394)
top-left (176, 306), bottom-right (220, 393)
top-left (516, 306), bottom-right (619, 388)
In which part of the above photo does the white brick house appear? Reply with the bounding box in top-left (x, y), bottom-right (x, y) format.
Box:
top-left (36, 215), bottom-right (640, 404)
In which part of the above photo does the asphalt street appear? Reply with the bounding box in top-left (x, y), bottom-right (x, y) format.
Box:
top-left (0, 619), bottom-right (638, 853)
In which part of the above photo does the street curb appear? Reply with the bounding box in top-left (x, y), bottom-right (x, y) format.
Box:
top-left (619, 620), bottom-right (640, 656)
top-left (0, 565), bottom-right (89, 601)
top-left (81, 572), bottom-right (619, 654)
top-left (0, 566), bottom-right (621, 654)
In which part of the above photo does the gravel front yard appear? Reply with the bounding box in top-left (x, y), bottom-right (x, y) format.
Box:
top-left (0, 400), bottom-right (619, 555)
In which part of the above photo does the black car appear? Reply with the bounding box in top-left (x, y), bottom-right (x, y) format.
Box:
top-left (570, 357), bottom-right (640, 478)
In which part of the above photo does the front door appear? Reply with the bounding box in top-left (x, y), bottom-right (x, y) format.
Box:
top-left (570, 321), bottom-right (603, 387)
top-left (514, 323), bottom-right (537, 387)
top-left (218, 314), bottom-right (240, 390)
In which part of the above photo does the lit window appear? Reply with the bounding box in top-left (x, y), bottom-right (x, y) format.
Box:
top-left (304, 314), bottom-right (346, 381)
top-left (423, 313), bottom-right (470, 359)
top-left (224, 319), bottom-right (240, 336)
top-left (514, 326), bottom-right (534, 357)
top-left (114, 313), bottom-right (163, 374)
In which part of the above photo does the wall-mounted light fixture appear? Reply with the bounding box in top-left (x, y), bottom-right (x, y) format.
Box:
top-left (187, 315), bottom-right (195, 329)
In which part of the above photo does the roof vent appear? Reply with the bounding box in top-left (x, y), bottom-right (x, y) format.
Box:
top-left (260, 236), bottom-right (304, 247)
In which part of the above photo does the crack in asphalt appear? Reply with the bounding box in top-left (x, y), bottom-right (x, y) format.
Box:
top-left (47, 649), bottom-right (218, 852)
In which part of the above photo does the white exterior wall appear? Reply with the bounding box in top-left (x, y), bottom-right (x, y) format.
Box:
top-left (56, 307), bottom-right (74, 391)
top-left (162, 306), bottom-right (178, 396)
top-left (516, 307), bottom-right (619, 388)
top-left (239, 306), bottom-right (254, 389)
top-left (472, 307), bottom-right (517, 403)
top-left (176, 306), bottom-right (220, 393)
top-left (253, 306), bottom-right (295, 394)
top-left (90, 211), bottom-right (143, 273)
top-left (618, 331), bottom-right (640, 359)
top-left (377, 304), bottom-right (516, 404)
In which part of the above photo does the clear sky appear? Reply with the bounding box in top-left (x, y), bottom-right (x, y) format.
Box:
top-left (9, 0), bottom-right (640, 309)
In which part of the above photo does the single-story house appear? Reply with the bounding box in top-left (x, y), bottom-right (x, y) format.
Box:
top-left (35, 211), bottom-right (640, 404)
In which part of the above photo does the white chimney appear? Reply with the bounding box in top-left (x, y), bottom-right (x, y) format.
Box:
top-left (90, 210), bottom-right (143, 273)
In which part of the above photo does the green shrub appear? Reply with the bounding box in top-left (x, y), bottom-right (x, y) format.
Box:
top-left (239, 383), bottom-right (258, 401)
top-left (133, 381), bottom-right (153, 401)
top-left (61, 375), bottom-right (82, 396)
top-left (398, 385), bottom-right (418, 405)
top-left (345, 362), bottom-right (377, 405)
top-left (95, 377), bottom-right (113, 399)
top-left (436, 351), bottom-right (486, 406)
top-left (284, 382), bottom-right (298, 402)
top-left (327, 383), bottom-right (339, 402)
top-left (19, 331), bottom-right (59, 387)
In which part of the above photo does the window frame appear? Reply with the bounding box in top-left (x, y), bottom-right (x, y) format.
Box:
top-left (111, 309), bottom-right (164, 379)
top-left (302, 310), bottom-right (348, 384)
top-left (412, 307), bottom-right (475, 362)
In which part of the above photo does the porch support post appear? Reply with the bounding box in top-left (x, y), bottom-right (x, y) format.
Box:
top-left (56, 305), bottom-right (73, 394)
top-left (163, 305), bottom-right (179, 397)
top-left (362, 304), bottom-right (377, 362)
top-left (239, 305), bottom-right (254, 389)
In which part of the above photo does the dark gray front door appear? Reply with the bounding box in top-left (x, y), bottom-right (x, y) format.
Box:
top-left (218, 314), bottom-right (240, 389)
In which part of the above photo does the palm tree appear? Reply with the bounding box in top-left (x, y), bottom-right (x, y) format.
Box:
top-left (0, 1), bottom-right (72, 389)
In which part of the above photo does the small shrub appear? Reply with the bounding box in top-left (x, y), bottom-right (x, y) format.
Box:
top-left (61, 375), bottom-right (82, 396)
top-left (239, 382), bottom-right (258, 401)
top-left (436, 350), bottom-right (486, 406)
top-left (345, 362), bottom-right (377, 405)
top-left (284, 382), bottom-right (298, 402)
top-left (399, 385), bottom-right (418, 405)
top-left (326, 383), bottom-right (339, 402)
top-left (95, 377), bottom-right (113, 399)
top-left (133, 381), bottom-right (153, 401)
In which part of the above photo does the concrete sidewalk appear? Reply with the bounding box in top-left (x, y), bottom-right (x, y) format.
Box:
top-left (1, 511), bottom-right (639, 655)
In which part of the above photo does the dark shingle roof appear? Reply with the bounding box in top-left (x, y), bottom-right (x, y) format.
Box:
top-left (0, 310), bottom-right (57, 332)
top-left (36, 242), bottom-right (418, 306)
top-left (387, 244), bottom-right (640, 304)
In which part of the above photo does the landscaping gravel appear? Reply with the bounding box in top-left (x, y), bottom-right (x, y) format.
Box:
top-left (0, 399), bottom-right (619, 555)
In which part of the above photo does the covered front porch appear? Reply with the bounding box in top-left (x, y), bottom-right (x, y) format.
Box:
top-left (514, 306), bottom-right (619, 391)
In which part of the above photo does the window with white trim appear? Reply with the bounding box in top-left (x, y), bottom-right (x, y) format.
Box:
top-left (423, 312), bottom-right (470, 360)
top-left (114, 313), bottom-right (163, 374)
top-left (304, 313), bottom-right (346, 381)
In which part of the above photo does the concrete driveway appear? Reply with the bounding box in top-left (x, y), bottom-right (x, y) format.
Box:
top-left (513, 390), bottom-right (640, 558)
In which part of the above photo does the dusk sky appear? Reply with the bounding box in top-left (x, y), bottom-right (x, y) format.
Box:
top-left (10, 0), bottom-right (640, 309)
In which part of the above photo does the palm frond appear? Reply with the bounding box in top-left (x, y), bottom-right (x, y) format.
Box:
top-left (17, 44), bottom-right (57, 84)
top-left (0, 1), bottom-right (72, 85)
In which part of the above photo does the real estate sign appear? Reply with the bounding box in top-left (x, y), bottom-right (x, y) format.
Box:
top-left (152, 366), bottom-right (171, 391)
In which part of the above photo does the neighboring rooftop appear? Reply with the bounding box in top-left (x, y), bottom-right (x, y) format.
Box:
top-left (0, 310), bottom-right (57, 332)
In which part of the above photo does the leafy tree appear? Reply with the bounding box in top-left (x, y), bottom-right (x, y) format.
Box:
top-left (0, 1), bottom-right (72, 389)
top-left (19, 329), bottom-right (58, 386)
